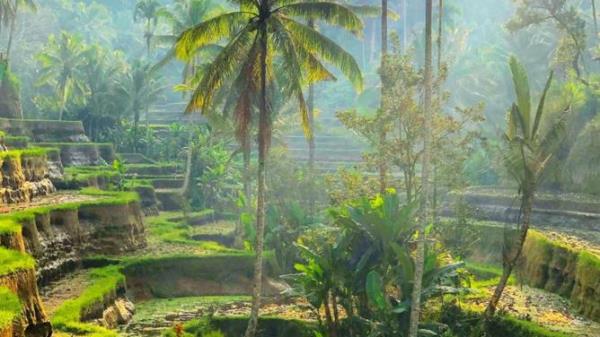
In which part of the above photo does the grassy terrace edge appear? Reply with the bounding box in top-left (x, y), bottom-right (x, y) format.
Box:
top-left (0, 188), bottom-right (142, 333)
top-left (51, 266), bottom-right (124, 337)
top-left (0, 188), bottom-right (140, 235)
top-left (0, 286), bottom-right (21, 331)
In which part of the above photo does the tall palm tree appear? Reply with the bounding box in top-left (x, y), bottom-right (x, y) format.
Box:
top-left (6, 0), bottom-right (36, 60)
top-left (378, 0), bottom-right (388, 193)
top-left (485, 57), bottom-right (566, 318)
top-left (408, 0), bottom-right (433, 336)
top-left (174, 1), bottom-right (363, 336)
top-left (36, 32), bottom-right (88, 121)
top-left (116, 61), bottom-right (162, 152)
top-left (134, 0), bottom-right (161, 56)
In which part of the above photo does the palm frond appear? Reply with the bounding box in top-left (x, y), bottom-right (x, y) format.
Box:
top-left (185, 24), bottom-right (257, 113)
top-left (532, 70), bottom-right (554, 138)
top-left (509, 56), bottom-right (531, 137)
top-left (281, 17), bottom-right (363, 91)
top-left (277, 2), bottom-right (363, 35)
top-left (270, 17), bottom-right (311, 138)
top-left (175, 11), bottom-right (249, 59)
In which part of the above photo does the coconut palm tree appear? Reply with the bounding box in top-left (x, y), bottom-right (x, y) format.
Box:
top-left (36, 32), bottom-right (88, 121)
top-left (484, 56), bottom-right (566, 318)
top-left (153, 0), bottom-right (223, 84)
top-left (134, 0), bottom-right (161, 56)
top-left (408, 0), bottom-right (433, 336)
top-left (115, 61), bottom-right (162, 152)
top-left (173, 1), bottom-right (363, 336)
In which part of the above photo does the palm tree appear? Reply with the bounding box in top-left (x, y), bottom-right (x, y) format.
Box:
top-left (484, 57), bottom-right (566, 318)
top-left (154, 0), bottom-right (223, 84)
top-left (408, 0), bottom-right (433, 336)
top-left (134, 0), bottom-right (161, 56)
top-left (378, 0), bottom-right (388, 194)
top-left (116, 61), bottom-right (162, 152)
top-left (174, 1), bottom-right (363, 336)
top-left (6, 0), bottom-right (36, 60)
top-left (36, 32), bottom-right (88, 121)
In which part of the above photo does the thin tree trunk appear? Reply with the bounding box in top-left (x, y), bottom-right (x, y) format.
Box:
top-left (6, 10), bottom-right (17, 61)
top-left (243, 135), bottom-right (251, 205)
top-left (244, 23), bottom-right (269, 337)
top-left (437, 0), bottom-right (443, 73)
top-left (324, 293), bottom-right (337, 337)
top-left (308, 19), bottom-right (316, 215)
top-left (593, 0), bottom-right (599, 36)
top-left (181, 132), bottom-right (194, 220)
top-left (181, 135), bottom-right (194, 196)
top-left (379, 0), bottom-right (388, 194)
top-left (408, 1), bottom-right (433, 336)
top-left (485, 188), bottom-right (534, 318)
top-left (58, 85), bottom-right (66, 121)
top-left (403, 0), bottom-right (408, 51)
top-left (432, 0), bottom-right (443, 220)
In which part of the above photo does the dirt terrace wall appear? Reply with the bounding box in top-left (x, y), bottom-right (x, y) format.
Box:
top-left (0, 271), bottom-right (51, 337)
top-left (0, 119), bottom-right (89, 143)
top-left (123, 255), bottom-right (281, 300)
top-left (464, 223), bottom-right (600, 322)
top-left (0, 151), bottom-right (55, 205)
top-left (39, 143), bottom-right (115, 167)
top-left (0, 233), bottom-right (50, 337)
top-left (0, 193), bottom-right (145, 287)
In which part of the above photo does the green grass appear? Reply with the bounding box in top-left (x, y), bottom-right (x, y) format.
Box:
top-left (189, 220), bottom-right (236, 237)
top-left (51, 266), bottom-right (124, 337)
top-left (0, 217), bottom-right (22, 235)
top-left (63, 167), bottom-right (119, 180)
top-left (145, 212), bottom-right (235, 253)
top-left (0, 286), bottom-right (21, 330)
top-left (498, 315), bottom-right (573, 337)
top-left (133, 296), bottom-right (250, 323)
top-left (0, 147), bottom-right (57, 161)
top-left (0, 247), bottom-right (35, 277)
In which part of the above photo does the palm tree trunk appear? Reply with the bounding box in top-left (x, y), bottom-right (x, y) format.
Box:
top-left (58, 82), bottom-right (67, 121)
top-left (408, 1), bottom-right (433, 336)
top-left (243, 134), bottom-right (252, 205)
top-left (308, 19), bottom-right (316, 215)
top-left (402, 0), bottom-right (408, 51)
top-left (379, 0), bottom-right (388, 194)
top-left (437, 0), bottom-right (443, 73)
top-left (485, 187), bottom-right (534, 318)
top-left (593, 0), bottom-right (598, 36)
top-left (244, 24), bottom-right (269, 337)
top-left (432, 0), bottom-right (443, 220)
top-left (181, 132), bottom-right (194, 220)
top-left (6, 10), bottom-right (17, 61)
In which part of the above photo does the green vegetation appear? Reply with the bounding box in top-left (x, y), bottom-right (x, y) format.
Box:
top-left (441, 304), bottom-right (573, 337)
top-left (0, 247), bottom-right (35, 277)
top-left (0, 147), bottom-right (57, 160)
top-left (133, 296), bottom-right (250, 324)
top-left (51, 266), bottom-right (124, 337)
top-left (0, 287), bottom-right (21, 330)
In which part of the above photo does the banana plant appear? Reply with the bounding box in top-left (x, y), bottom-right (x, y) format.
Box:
top-left (485, 56), bottom-right (568, 318)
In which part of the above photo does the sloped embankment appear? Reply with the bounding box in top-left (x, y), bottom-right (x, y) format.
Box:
top-left (465, 222), bottom-right (600, 322)
top-left (0, 148), bottom-right (57, 204)
top-left (0, 189), bottom-right (146, 337)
